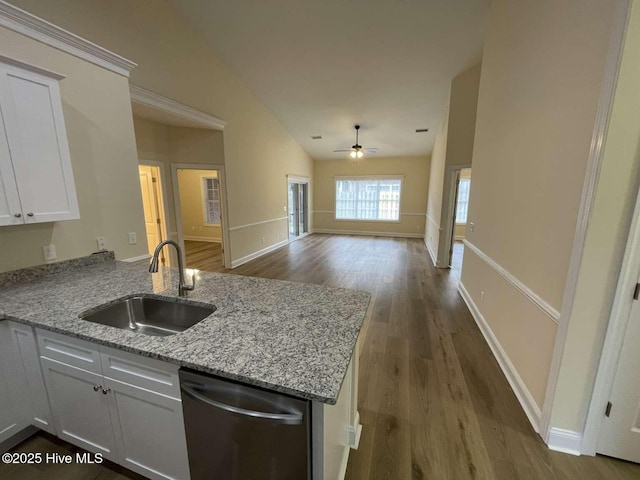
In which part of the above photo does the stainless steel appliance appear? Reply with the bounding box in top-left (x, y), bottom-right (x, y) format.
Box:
top-left (179, 369), bottom-right (310, 480)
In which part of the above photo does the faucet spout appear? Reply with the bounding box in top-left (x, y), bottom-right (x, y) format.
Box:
top-left (149, 240), bottom-right (195, 297)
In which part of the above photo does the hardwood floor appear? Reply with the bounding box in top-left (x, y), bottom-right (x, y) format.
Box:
top-left (2, 234), bottom-right (638, 479)
top-left (183, 240), bottom-right (223, 271)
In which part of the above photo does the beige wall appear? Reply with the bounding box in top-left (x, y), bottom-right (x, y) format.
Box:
top-left (313, 156), bottom-right (430, 237)
top-left (9, 0), bottom-right (313, 266)
top-left (461, 0), bottom-right (616, 410)
top-left (0, 26), bottom-right (147, 272)
top-left (425, 101), bottom-right (449, 259)
top-left (425, 65), bottom-right (481, 265)
top-left (177, 169), bottom-right (222, 242)
top-left (550, 0), bottom-right (640, 433)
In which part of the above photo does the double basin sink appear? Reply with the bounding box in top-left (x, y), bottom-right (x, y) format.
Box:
top-left (80, 294), bottom-right (216, 337)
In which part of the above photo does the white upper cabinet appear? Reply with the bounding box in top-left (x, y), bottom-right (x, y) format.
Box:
top-left (0, 57), bottom-right (79, 226)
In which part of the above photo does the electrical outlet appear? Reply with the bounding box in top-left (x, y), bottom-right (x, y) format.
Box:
top-left (469, 222), bottom-right (475, 232)
top-left (283, 206), bottom-right (287, 212)
top-left (42, 244), bottom-right (57, 261)
top-left (96, 237), bottom-right (106, 251)
top-left (128, 232), bottom-right (137, 245)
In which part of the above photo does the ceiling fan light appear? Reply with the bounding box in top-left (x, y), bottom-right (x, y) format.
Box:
top-left (356, 151), bottom-right (363, 158)
top-left (350, 151), bottom-right (357, 158)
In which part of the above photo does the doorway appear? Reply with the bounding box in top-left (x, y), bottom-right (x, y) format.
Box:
top-left (172, 164), bottom-right (230, 271)
top-left (287, 176), bottom-right (310, 241)
top-left (448, 167), bottom-right (472, 274)
top-left (138, 163), bottom-right (169, 265)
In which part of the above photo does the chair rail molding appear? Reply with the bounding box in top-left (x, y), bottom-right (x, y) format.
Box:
top-left (0, 0), bottom-right (136, 77)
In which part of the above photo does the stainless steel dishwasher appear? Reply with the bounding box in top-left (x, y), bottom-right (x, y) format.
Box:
top-left (179, 369), bottom-right (311, 480)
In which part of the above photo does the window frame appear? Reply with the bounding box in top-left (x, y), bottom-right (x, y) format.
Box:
top-left (201, 175), bottom-right (221, 226)
top-left (333, 175), bottom-right (404, 223)
top-left (455, 177), bottom-right (471, 225)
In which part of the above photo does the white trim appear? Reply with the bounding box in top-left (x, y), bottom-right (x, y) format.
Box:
top-left (332, 174), bottom-right (405, 181)
top-left (337, 445), bottom-right (350, 480)
top-left (313, 228), bottom-right (423, 238)
top-left (458, 281), bottom-right (542, 432)
top-left (347, 410), bottom-right (363, 449)
top-left (540, 0), bottom-right (632, 441)
top-left (230, 239), bottom-right (289, 268)
top-left (171, 163), bottom-right (232, 269)
top-left (0, 1), bottom-right (136, 77)
top-left (425, 237), bottom-right (437, 267)
top-left (120, 253), bottom-right (151, 263)
top-left (0, 54), bottom-right (65, 79)
top-left (130, 85), bottom-right (226, 130)
top-left (464, 240), bottom-right (561, 323)
top-left (287, 174), bottom-right (310, 184)
top-left (183, 236), bottom-right (221, 243)
top-left (582, 166), bottom-right (640, 454)
top-left (548, 428), bottom-right (582, 456)
top-left (228, 216), bottom-right (288, 231)
top-left (401, 212), bottom-right (426, 216)
top-left (454, 235), bottom-right (465, 241)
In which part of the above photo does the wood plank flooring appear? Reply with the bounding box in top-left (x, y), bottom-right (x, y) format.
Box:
top-left (2, 234), bottom-right (639, 480)
top-left (184, 240), bottom-right (223, 271)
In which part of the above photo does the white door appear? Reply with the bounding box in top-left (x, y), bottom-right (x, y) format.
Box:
top-left (0, 322), bottom-right (30, 443)
top-left (597, 277), bottom-right (640, 463)
top-left (105, 376), bottom-right (190, 480)
top-left (139, 165), bottom-right (163, 255)
top-left (41, 357), bottom-right (118, 461)
top-left (0, 105), bottom-right (23, 226)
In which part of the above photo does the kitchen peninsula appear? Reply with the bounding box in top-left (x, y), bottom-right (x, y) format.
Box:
top-left (0, 253), bottom-right (370, 480)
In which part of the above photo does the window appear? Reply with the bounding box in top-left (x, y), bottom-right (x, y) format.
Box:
top-left (203, 177), bottom-right (221, 225)
top-left (456, 178), bottom-right (471, 224)
top-left (335, 177), bottom-right (402, 221)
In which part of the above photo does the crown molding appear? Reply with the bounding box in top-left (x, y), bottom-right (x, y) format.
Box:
top-left (0, 0), bottom-right (136, 77)
top-left (130, 85), bottom-right (226, 131)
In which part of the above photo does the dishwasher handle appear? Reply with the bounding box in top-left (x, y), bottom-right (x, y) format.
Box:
top-left (181, 382), bottom-right (304, 425)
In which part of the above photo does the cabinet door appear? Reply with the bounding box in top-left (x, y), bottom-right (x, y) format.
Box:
top-left (40, 357), bottom-right (117, 461)
top-left (105, 376), bottom-right (190, 480)
top-left (0, 103), bottom-right (23, 226)
top-left (0, 322), bottom-right (29, 443)
top-left (7, 323), bottom-right (55, 434)
top-left (0, 62), bottom-right (79, 223)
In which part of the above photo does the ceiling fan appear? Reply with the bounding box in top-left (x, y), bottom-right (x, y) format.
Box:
top-left (333, 125), bottom-right (378, 158)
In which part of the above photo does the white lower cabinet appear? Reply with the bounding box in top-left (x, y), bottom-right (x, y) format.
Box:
top-left (106, 377), bottom-right (190, 480)
top-left (40, 357), bottom-right (118, 461)
top-left (36, 329), bottom-right (190, 480)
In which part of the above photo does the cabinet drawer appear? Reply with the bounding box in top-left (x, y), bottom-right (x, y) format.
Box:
top-left (100, 346), bottom-right (180, 399)
top-left (36, 329), bottom-right (102, 374)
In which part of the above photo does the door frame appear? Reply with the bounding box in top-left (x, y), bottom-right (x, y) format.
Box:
top-left (138, 160), bottom-right (170, 259)
top-left (171, 163), bottom-right (232, 269)
top-left (581, 184), bottom-right (640, 455)
top-left (286, 175), bottom-right (311, 242)
top-left (438, 164), bottom-right (471, 268)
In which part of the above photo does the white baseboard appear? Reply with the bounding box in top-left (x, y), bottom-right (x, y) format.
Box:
top-left (348, 411), bottom-right (362, 449)
top-left (425, 238), bottom-right (437, 267)
top-left (458, 281), bottom-right (542, 433)
top-left (314, 228), bottom-right (423, 238)
top-left (230, 239), bottom-right (289, 268)
top-left (183, 235), bottom-right (221, 243)
top-left (121, 253), bottom-right (151, 263)
top-left (547, 428), bottom-right (582, 456)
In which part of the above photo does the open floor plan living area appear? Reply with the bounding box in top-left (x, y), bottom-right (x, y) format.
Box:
top-left (1, 1), bottom-right (640, 479)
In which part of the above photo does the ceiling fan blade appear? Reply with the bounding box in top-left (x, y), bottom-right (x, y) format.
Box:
top-left (365, 147), bottom-right (379, 153)
top-left (333, 149), bottom-right (352, 152)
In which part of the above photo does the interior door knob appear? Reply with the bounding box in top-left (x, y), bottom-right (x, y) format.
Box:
top-left (14, 213), bottom-right (21, 218)
top-left (93, 385), bottom-right (101, 392)
top-left (27, 212), bottom-right (34, 217)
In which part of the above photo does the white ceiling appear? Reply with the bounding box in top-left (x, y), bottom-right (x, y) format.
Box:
top-left (169, 0), bottom-right (491, 160)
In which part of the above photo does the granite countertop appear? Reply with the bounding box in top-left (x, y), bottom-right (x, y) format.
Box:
top-left (0, 260), bottom-right (370, 404)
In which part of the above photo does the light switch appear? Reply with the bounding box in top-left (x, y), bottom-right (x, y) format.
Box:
top-left (43, 244), bottom-right (57, 261)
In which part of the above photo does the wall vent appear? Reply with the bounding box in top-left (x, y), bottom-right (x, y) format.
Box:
top-left (311, 135), bottom-right (322, 140)
top-left (415, 128), bottom-right (429, 133)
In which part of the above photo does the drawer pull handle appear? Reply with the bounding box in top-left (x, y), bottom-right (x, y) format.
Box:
top-left (93, 385), bottom-right (101, 392)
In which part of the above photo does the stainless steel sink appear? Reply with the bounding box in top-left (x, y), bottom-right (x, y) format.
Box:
top-left (80, 294), bottom-right (216, 337)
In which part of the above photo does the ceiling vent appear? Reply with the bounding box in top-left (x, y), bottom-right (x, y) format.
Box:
top-left (311, 135), bottom-right (322, 140)
top-left (415, 128), bottom-right (429, 133)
